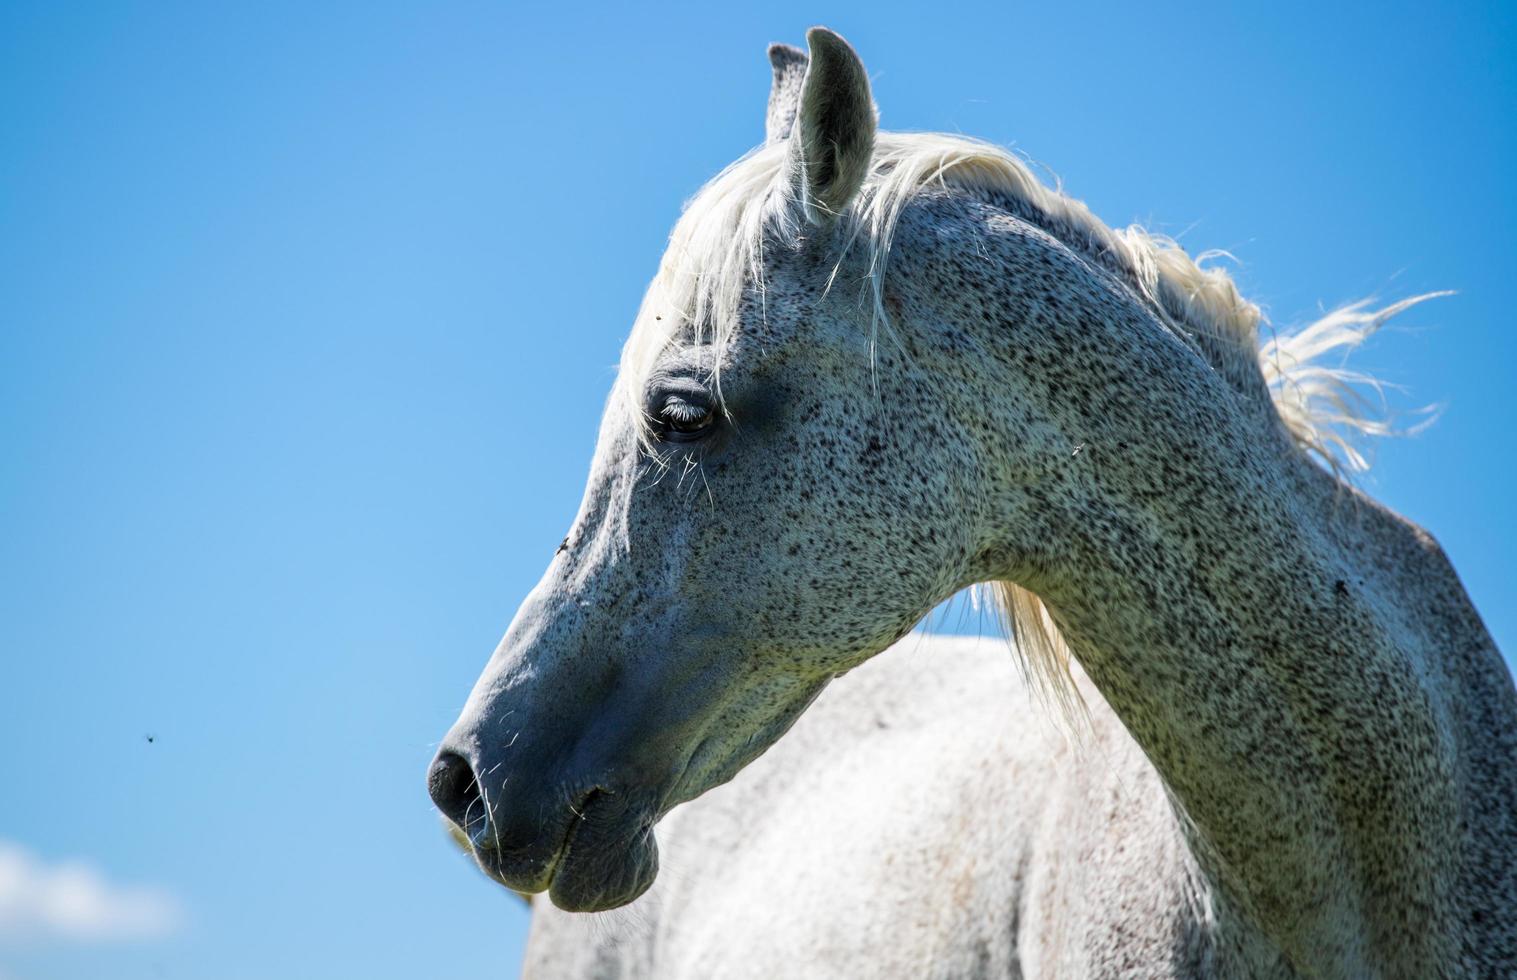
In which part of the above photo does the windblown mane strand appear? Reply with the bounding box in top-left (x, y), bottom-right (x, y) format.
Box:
top-left (618, 130), bottom-right (1439, 713)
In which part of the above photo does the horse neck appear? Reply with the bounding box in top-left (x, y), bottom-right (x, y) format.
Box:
top-left (1049, 441), bottom-right (1500, 958)
top-left (912, 199), bottom-right (1514, 973)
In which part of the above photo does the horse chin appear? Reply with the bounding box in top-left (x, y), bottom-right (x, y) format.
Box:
top-left (545, 794), bottom-right (660, 913)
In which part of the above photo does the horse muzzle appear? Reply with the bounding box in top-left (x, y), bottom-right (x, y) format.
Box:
top-left (427, 741), bottom-right (662, 912)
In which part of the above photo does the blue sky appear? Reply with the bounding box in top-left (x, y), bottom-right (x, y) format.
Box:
top-left (1, 3), bottom-right (1511, 978)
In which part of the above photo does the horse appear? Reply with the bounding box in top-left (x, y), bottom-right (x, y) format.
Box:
top-left (429, 27), bottom-right (1517, 977)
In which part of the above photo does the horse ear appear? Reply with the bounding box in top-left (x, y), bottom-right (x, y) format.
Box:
top-left (788, 27), bottom-right (877, 223)
top-left (765, 43), bottom-right (808, 144)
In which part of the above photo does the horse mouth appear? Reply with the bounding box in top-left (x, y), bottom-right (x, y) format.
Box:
top-left (543, 789), bottom-right (660, 913)
top-left (539, 788), bottom-right (600, 886)
top-left (467, 786), bottom-right (658, 913)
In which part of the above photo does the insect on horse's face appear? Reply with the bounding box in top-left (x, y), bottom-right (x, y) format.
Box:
top-left (428, 27), bottom-right (981, 913)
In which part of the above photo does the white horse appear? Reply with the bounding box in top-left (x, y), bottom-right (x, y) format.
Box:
top-left (431, 28), bottom-right (1517, 977)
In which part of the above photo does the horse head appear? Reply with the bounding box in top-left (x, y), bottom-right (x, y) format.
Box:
top-left (427, 28), bottom-right (1007, 912)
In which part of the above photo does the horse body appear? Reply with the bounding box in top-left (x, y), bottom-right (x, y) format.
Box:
top-left (523, 633), bottom-right (1230, 978)
top-left (431, 28), bottom-right (1517, 976)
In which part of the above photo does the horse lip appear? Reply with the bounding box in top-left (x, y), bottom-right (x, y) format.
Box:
top-left (468, 787), bottom-right (601, 894)
top-left (472, 842), bottom-right (534, 892)
top-left (545, 787), bottom-right (660, 912)
top-left (540, 787), bottom-right (602, 889)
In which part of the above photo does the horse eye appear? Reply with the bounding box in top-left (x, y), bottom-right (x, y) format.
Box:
top-left (654, 394), bottom-right (717, 440)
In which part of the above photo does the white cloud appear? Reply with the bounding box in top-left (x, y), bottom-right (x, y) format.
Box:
top-left (0, 841), bottom-right (182, 944)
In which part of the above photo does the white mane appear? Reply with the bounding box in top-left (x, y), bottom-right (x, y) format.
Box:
top-left (617, 129), bottom-right (1441, 712)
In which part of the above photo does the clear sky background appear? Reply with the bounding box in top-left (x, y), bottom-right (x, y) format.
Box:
top-left (1, 3), bottom-right (1512, 978)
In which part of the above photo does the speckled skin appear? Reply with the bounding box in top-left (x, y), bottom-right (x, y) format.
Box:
top-left (523, 634), bottom-right (1223, 978)
top-left (433, 28), bottom-right (1517, 977)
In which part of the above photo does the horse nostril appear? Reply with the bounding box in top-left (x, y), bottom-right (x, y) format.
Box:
top-left (428, 750), bottom-right (489, 844)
